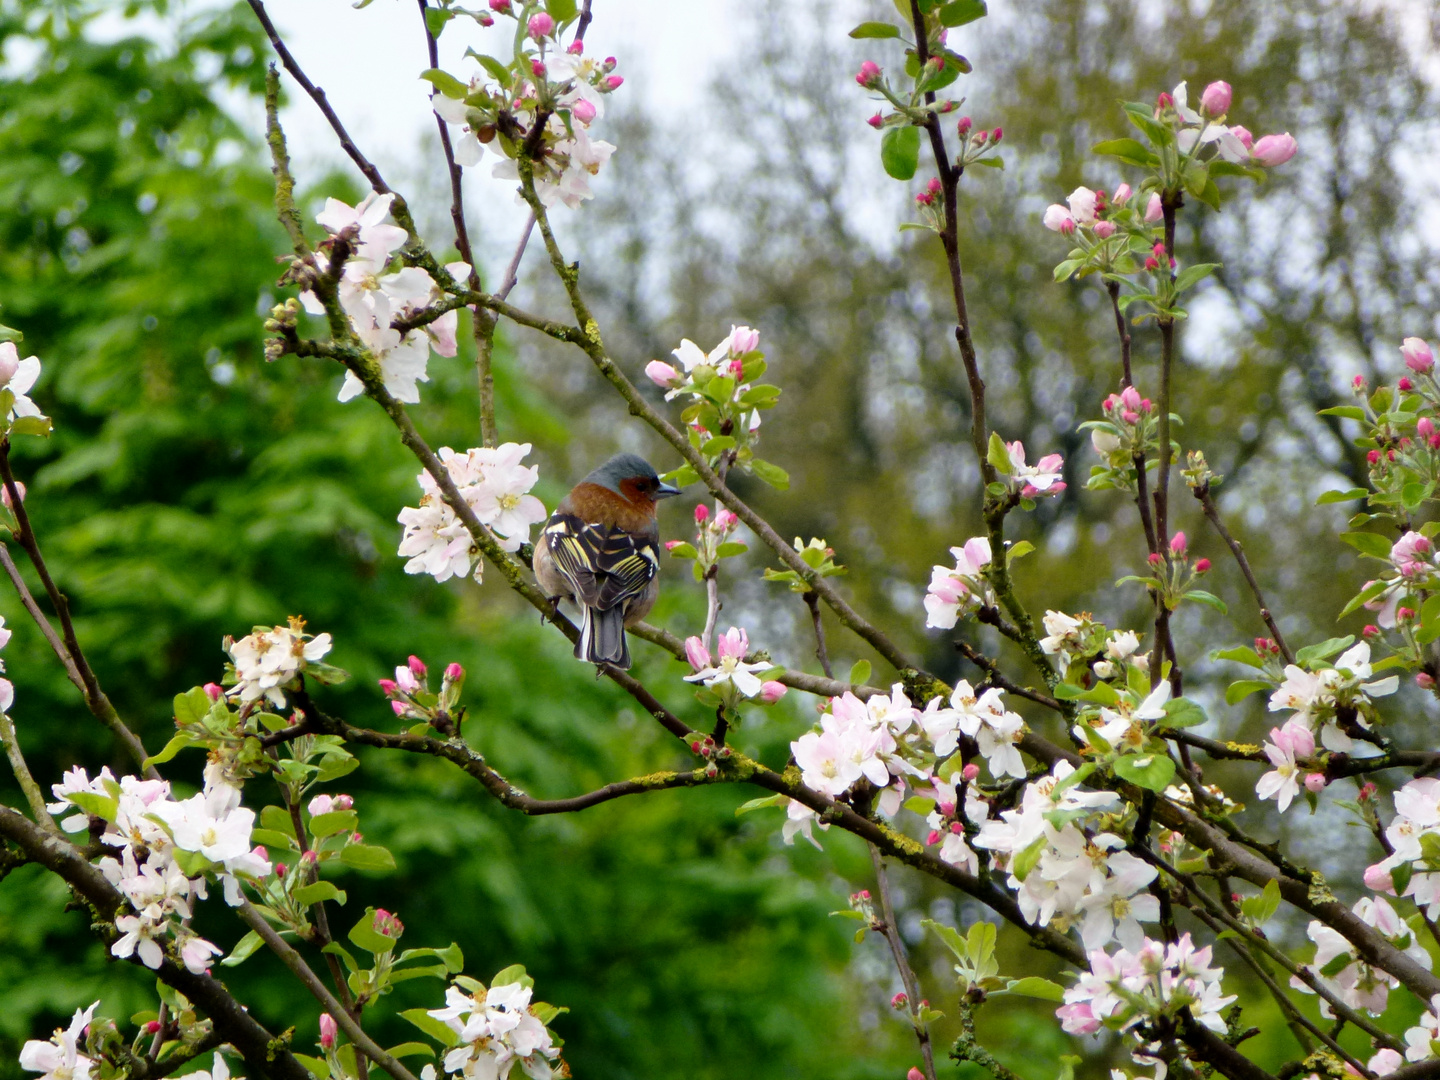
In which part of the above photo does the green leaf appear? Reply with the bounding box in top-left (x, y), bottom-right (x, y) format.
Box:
top-left (1052, 258), bottom-right (1084, 283)
top-left (1051, 682), bottom-right (1085, 701)
top-left (294, 881), bottom-right (348, 907)
top-left (545, 0), bottom-right (578, 19)
top-left (904, 796), bottom-right (936, 816)
top-left (1160, 697), bottom-right (1207, 728)
top-left (1113, 753), bottom-right (1177, 793)
top-left (849, 659), bottom-right (871, 686)
top-left (468, 51), bottom-right (512, 86)
top-left (734, 794), bottom-right (787, 816)
top-left (1294, 636), bottom-right (1355, 667)
top-left (938, 0), bottom-right (987, 26)
top-left (1077, 681), bottom-right (1120, 706)
top-left (880, 126), bottom-right (921, 181)
top-left (173, 686), bottom-right (212, 726)
top-left (220, 930), bottom-right (265, 967)
top-left (1004, 976), bottom-right (1065, 1002)
top-left (747, 458), bottom-right (790, 490)
top-left (423, 7), bottom-right (453, 37)
top-left (1318, 952), bottom-right (1354, 978)
top-left (10, 415), bottom-right (51, 438)
top-left (1340, 531), bottom-right (1393, 559)
top-left (1011, 834), bottom-right (1047, 881)
top-left (1212, 645), bottom-right (1264, 670)
top-left (1183, 589), bottom-right (1228, 615)
top-left (1316, 405), bottom-right (1367, 421)
top-left (1173, 263), bottom-right (1220, 294)
top-left (987, 430), bottom-right (1012, 474)
top-left (143, 733), bottom-right (197, 768)
top-left (419, 68), bottom-right (468, 100)
top-left (965, 920), bottom-right (997, 972)
top-left (491, 964), bottom-right (533, 989)
top-left (715, 542), bottom-right (748, 558)
top-left (64, 790), bottom-right (118, 822)
top-left (667, 542), bottom-right (697, 560)
top-left (1225, 680), bottom-right (1273, 706)
top-left (1239, 879), bottom-right (1281, 924)
top-left (385, 1043), bottom-right (436, 1061)
top-left (348, 909), bottom-right (394, 954)
top-left (921, 918), bottom-right (968, 961)
top-left (310, 810), bottom-right (358, 839)
top-left (831, 909), bottom-right (867, 921)
top-left (322, 942), bottom-right (360, 973)
top-left (701, 435), bottom-right (736, 455)
top-left (1195, 177), bottom-right (1222, 211)
top-left (1403, 481), bottom-right (1432, 511)
top-left (399, 1009), bottom-right (460, 1048)
top-left (1006, 540), bottom-right (1034, 565)
top-left (1316, 487), bottom-right (1369, 505)
top-left (848, 20), bottom-right (901, 37)
top-left (970, 156), bottom-right (1003, 169)
top-left (1091, 138), bottom-right (1157, 167)
top-left (1339, 578), bottom-right (1393, 618)
top-left (250, 828), bottom-right (299, 851)
top-left (293, 1055), bottom-right (330, 1080)
top-left (340, 844), bottom-right (397, 873)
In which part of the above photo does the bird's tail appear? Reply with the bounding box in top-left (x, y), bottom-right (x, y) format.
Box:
top-left (575, 605), bottom-right (631, 669)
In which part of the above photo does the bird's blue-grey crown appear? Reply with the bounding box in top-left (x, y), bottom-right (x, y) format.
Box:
top-left (582, 453), bottom-right (681, 498)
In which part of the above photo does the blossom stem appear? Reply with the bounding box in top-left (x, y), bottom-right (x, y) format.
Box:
top-left (803, 591), bottom-right (835, 680)
top-left (0, 445), bottom-right (156, 777)
top-left (952, 640), bottom-right (1063, 712)
top-left (1194, 484), bottom-right (1294, 664)
top-left (868, 845), bottom-right (937, 1080)
top-left (236, 900), bottom-right (422, 1080)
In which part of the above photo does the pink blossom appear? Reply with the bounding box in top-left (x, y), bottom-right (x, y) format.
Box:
top-left (684, 636), bottom-right (711, 672)
top-left (1304, 773), bottom-right (1327, 793)
top-left (1042, 204), bottom-right (1074, 233)
top-left (1251, 133), bottom-right (1297, 167)
top-left (445, 662), bottom-right (463, 681)
top-left (867, 113), bottom-right (883, 129)
top-left (1093, 220), bottom-right (1116, 239)
top-left (759, 681), bottom-right (788, 704)
top-left (1144, 193), bottom-right (1163, 222)
top-left (1200, 80), bottom-right (1232, 116)
top-left (715, 508), bottom-right (738, 531)
top-left (645, 360), bottom-right (683, 388)
top-left (962, 762), bottom-right (980, 781)
top-left (396, 667), bottom-right (419, 694)
top-left (1364, 863), bottom-right (1396, 894)
top-left (1402, 337), bottom-right (1435, 374)
top-left (527, 12), bottom-right (555, 38)
top-left (1113, 183), bottom-right (1132, 204)
top-left (1, 480), bottom-right (24, 509)
top-left (1229, 125), bottom-right (1253, 150)
top-left (716, 626), bottom-right (749, 661)
top-left (1066, 186), bottom-right (1098, 225)
top-left (320, 1013), bottom-right (338, 1050)
top-left (571, 99), bottom-right (597, 124)
top-left (1369, 1049), bottom-right (1403, 1077)
top-left (203, 682), bottom-right (223, 701)
top-left (1169, 531), bottom-right (1187, 556)
top-left (855, 61), bottom-right (882, 87)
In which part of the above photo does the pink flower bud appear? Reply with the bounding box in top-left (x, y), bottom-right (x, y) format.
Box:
top-left (567, 39), bottom-right (584, 55)
top-left (684, 636), bottom-right (711, 672)
top-left (571, 99), bottom-right (596, 124)
top-left (855, 61), bottom-right (882, 88)
top-left (443, 664), bottom-right (463, 684)
top-left (693, 503), bottom-right (709, 525)
top-left (915, 191), bottom-right (933, 207)
top-left (408, 655), bottom-right (427, 679)
top-left (477, 11), bottom-right (494, 25)
top-left (1156, 91), bottom-right (1173, 110)
top-left (1364, 863), bottom-right (1395, 894)
top-left (990, 127), bottom-right (1003, 143)
top-left (1402, 337), bottom-right (1435, 374)
top-left (1398, 606), bottom-right (1416, 622)
top-left (1148, 552), bottom-right (1162, 567)
top-left (203, 682), bottom-right (223, 701)
top-left (1304, 773), bottom-right (1327, 793)
top-left (891, 992), bottom-right (909, 1010)
top-left (275, 862), bottom-right (287, 876)
top-left (605, 74), bottom-right (623, 90)
top-left (1, 480), bottom-right (24, 510)
top-left (938, 802), bottom-right (956, 817)
top-left (396, 667), bottom-right (419, 693)
top-left (1251, 133), bottom-right (1297, 167)
top-left (373, 908), bottom-right (404, 937)
top-left (1367, 449), bottom-right (1381, 465)
top-left (926, 177), bottom-right (942, 195)
top-left (301, 850), bottom-right (318, 865)
top-left (1059, 218), bottom-right (1076, 237)
top-left (531, 60), bottom-right (547, 79)
top-left (145, 1021), bottom-right (162, 1035)
top-left (1400, 377), bottom-right (1415, 392)
top-left (1229, 125), bottom-right (1253, 151)
top-left (644, 359), bottom-right (682, 388)
top-left (858, 889), bottom-right (870, 900)
top-left (926, 829), bottom-right (940, 845)
top-left (957, 116), bottom-right (972, 136)
top-left (488, 0), bottom-right (510, 10)
top-left (974, 130), bottom-right (989, 144)
top-left (664, 540), bottom-right (683, 551)
top-left (378, 678), bottom-right (398, 695)
top-left (527, 12), bottom-right (554, 38)
top-left (866, 113), bottom-right (883, 129)
top-left (716, 509), bottom-right (738, 531)
top-left (1194, 558), bottom-right (1211, 573)
top-left (1113, 183), bottom-right (1132, 204)
top-left (1092, 220), bottom-right (1116, 239)
top-left (717, 626), bottom-right (749, 661)
top-left (252, 845), bottom-right (268, 862)
top-left (1169, 531), bottom-right (1187, 556)
top-left (759, 681), bottom-right (787, 704)
top-left (1362, 624), bottom-right (1380, 638)
top-left (1200, 80), bottom-right (1232, 117)
top-left (1144, 193), bottom-right (1163, 223)
top-left (391, 700), bottom-right (407, 716)
top-left (1418, 673), bottom-right (1437, 690)
top-left (949, 821), bottom-right (964, 834)
top-left (1144, 256), bottom-right (1159, 271)
top-left (333, 795), bottom-right (353, 811)
top-left (308, 794), bottom-right (334, 817)
top-left (909, 1069), bottom-right (926, 1080)
top-left (962, 763), bottom-right (980, 781)
top-left (319, 1013), bottom-right (338, 1050)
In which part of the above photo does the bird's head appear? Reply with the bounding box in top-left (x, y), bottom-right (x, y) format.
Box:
top-left (584, 453), bottom-right (682, 508)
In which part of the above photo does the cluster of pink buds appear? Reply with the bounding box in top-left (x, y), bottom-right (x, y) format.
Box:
top-left (379, 655), bottom-right (466, 734)
top-left (1143, 241), bottom-right (1175, 273)
top-left (955, 119), bottom-right (1002, 168)
top-left (1255, 637), bottom-right (1283, 658)
top-left (372, 908), bottom-right (404, 939)
top-left (855, 60), bottom-right (883, 88)
top-left (1104, 386), bottom-right (1155, 427)
top-left (687, 732), bottom-right (733, 763)
top-left (891, 992), bottom-right (909, 1011)
top-left (665, 502), bottom-right (745, 576)
top-left (915, 177), bottom-right (942, 208)
top-left (308, 793), bottom-right (354, 817)
top-left (848, 888), bottom-right (876, 923)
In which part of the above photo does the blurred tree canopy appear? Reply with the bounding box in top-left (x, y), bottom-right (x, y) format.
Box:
top-left (0, 0), bottom-right (1437, 1078)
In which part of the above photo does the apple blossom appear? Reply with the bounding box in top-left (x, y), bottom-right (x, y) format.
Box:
top-left (1402, 337), bottom-right (1436, 374)
top-left (924, 536), bottom-right (991, 629)
top-left (1200, 80), bottom-right (1231, 116)
top-left (225, 618), bottom-right (333, 708)
top-left (20, 1003), bottom-right (99, 1080)
top-left (1042, 204), bottom-right (1074, 233)
top-left (683, 626), bottom-right (773, 699)
top-left (1251, 133), bottom-right (1298, 166)
top-left (1144, 193), bottom-right (1163, 222)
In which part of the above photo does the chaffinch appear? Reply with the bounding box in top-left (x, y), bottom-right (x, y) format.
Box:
top-left (534, 453), bottom-right (681, 669)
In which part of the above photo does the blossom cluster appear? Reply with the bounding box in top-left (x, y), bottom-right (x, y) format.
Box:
top-left (397, 442), bottom-right (547, 584)
top-left (224, 616), bottom-right (334, 709)
top-left (382, 654), bottom-right (467, 732)
top-left (427, 969), bottom-right (564, 1080)
top-left (1292, 895), bottom-right (1429, 1016)
top-left (302, 193), bottom-right (464, 405)
top-left (665, 502), bottom-right (743, 579)
top-left (1000, 440), bottom-right (1065, 498)
top-left (1058, 932), bottom-right (1235, 1040)
top-left (923, 536), bottom-right (992, 630)
top-left (0, 340), bottom-right (48, 436)
top-left (48, 764), bottom-right (270, 973)
top-left (683, 626), bottom-right (783, 707)
top-left (1265, 641), bottom-right (1396, 756)
top-left (19, 1004), bottom-right (99, 1080)
top-left (1365, 777), bottom-right (1440, 920)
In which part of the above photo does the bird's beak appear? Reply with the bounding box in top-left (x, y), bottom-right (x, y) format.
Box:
top-left (655, 481), bottom-right (682, 500)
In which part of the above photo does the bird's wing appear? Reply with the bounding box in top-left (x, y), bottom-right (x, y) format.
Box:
top-left (543, 512), bottom-right (657, 612)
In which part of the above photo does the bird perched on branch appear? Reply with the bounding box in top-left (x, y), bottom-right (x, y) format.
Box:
top-left (534, 453), bottom-right (681, 670)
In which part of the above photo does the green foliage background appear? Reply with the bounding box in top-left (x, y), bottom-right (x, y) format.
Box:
top-left (0, 1), bottom-right (1436, 1078)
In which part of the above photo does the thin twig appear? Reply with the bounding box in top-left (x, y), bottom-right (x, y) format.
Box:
top-left (953, 640), bottom-right (1062, 711)
top-left (236, 900), bottom-right (421, 1080)
top-left (0, 710), bottom-right (58, 832)
top-left (804, 590), bottom-right (835, 680)
top-left (869, 845), bottom-right (937, 1080)
top-left (1195, 484), bottom-right (1294, 663)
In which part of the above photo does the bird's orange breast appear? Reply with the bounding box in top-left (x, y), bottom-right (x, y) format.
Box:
top-left (562, 483), bottom-right (659, 538)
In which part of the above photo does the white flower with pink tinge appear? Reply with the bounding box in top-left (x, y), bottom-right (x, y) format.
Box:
top-left (1254, 718), bottom-right (1314, 812)
top-left (1005, 441), bottom-right (1065, 495)
top-left (923, 536), bottom-right (991, 629)
top-left (1291, 896), bottom-right (1429, 1017)
top-left (0, 342), bottom-right (44, 427)
top-left (683, 627), bottom-right (772, 699)
top-left (1403, 995), bottom-right (1440, 1064)
top-left (20, 1002), bottom-right (99, 1080)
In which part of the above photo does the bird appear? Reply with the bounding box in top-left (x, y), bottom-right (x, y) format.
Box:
top-left (534, 453), bottom-right (681, 670)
